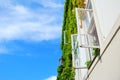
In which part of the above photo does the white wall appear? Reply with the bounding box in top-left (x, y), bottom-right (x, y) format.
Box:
top-left (93, 0), bottom-right (120, 39)
top-left (88, 27), bottom-right (120, 80)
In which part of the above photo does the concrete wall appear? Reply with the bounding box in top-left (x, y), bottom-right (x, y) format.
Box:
top-left (87, 23), bottom-right (120, 80)
top-left (93, 0), bottom-right (120, 39)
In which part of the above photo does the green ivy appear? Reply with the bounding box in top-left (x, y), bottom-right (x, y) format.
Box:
top-left (92, 48), bottom-right (100, 57)
top-left (85, 60), bottom-right (92, 69)
top-left (57, 0), bottom-right (84, 80)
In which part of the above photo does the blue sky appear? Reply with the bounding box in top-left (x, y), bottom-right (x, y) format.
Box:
top-left (0, 0), bottom-right (64, 80)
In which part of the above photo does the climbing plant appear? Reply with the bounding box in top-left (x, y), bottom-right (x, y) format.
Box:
top-left (57, 0), bottom-right (84, 80)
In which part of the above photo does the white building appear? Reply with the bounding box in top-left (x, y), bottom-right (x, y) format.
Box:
top-left (71, 0), bottom-right (120, 80)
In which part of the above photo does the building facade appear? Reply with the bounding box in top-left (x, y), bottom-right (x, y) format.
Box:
top-left (71, 0), bottom-right (120, 80)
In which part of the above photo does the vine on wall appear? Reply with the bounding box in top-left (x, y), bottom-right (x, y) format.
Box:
top-left (57, 0), bottom-right (84, 80)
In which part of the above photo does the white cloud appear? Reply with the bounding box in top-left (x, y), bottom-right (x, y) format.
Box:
top-left (11, 5), bottom-right (29, 14)
top-left (41, 1), bottom-right (63, 8)
top-left (45, 76), bottom-right (57, 80)
top-left (0, 0), bottom-right (62, 42)
top-left (0, 22), bottom-right (61, 41)
top-left (35, 0), bottom-right (63, 8)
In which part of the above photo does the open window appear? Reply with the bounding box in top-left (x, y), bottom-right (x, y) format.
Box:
top-left (75, 0), bottom-right (100, 70)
